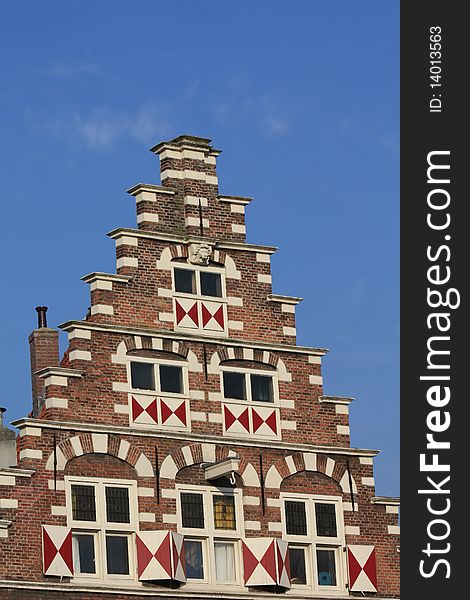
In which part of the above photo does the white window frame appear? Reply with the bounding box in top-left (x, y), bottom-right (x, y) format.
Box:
top-left (172, 263), bottom-right (227, 301)
top-left (281, 493), bottom-right (346, 595)
top-left (176, 485), bottom-right (244, 589)
top-left (220, 365), bottom-right (280, 407)
top-left (65, 476), bottom-right (138, 584)
top-left (127, 356), bottom-right (189, 398)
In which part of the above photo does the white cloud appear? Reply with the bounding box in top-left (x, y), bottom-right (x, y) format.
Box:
top-left (47, 105), bottom-right (172, 150)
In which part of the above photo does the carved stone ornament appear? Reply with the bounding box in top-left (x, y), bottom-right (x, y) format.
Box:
top-left (188, 243), bottom-right (212, 266)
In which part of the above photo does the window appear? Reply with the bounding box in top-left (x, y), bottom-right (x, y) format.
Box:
top-left (222, 369), bottom-right (275, 404)
top-left (174, 267), bottom-right (223, 298)
top-left (282, 494), bottom-right (345, 592)
top-left (129, 360), bottom-right (185, 395)
top-left (178, 486), bottom-right (243, 587)
top-left (67, 477), bottom-right (137, 582)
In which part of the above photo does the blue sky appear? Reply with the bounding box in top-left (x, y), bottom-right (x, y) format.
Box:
top-left (0, 1), bottom-right (399, 495)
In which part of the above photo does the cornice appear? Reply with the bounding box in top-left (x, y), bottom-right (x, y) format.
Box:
top-left (10, 418), bottom-right (379, 458)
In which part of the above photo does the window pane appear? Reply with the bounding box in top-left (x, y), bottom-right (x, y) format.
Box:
top-left (181, 493), bottom-right (205, 529)
top-left (213, 495), bottom-right (236, 530)
top-left (316, 550), bottom-right (337, 586)
top-left (200, 272), bottom-right (222, 297)
top-left (223, 372), bottom-right (245, 400)
top-left (285, 501), bottom-right (307, 536)
top-left (289, 547), bottom-right (307, 585)
top-left (72, 534), bottom-right (96, 574)
top-left (130, 362), bottom-right (155, 390)
top-left (105, 487), bottom-right (130, 523)
top-left (71, 485), bottom-right (96, 521)
top-left (184, 540), bottom-right (204, 579)
top-left (174, 268), bottom-right (196, 294)
top-left (250, 374), bottom-right (273, 402)
top-left (315, 503), bottom-right (337, 537)
top-left (214, 542), bottom-right (236, 582)
top-left (159, 365), bottom-right (183, 393)
top-left (106, 535), bottom-right (130, 575)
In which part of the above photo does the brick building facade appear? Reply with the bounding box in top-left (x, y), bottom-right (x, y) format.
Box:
top-left (0, 135), bottom-right (399, 599)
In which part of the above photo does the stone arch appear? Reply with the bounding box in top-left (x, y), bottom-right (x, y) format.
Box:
top-left (122, 335), bottom-right (189, 358)
top-left (264, 452), bottom-right (357, 494)
top-left (45, 433), bottom-right (154, 477)
top-left (209, 347), bottom-right (290, 382)
top-left (159, 443), bottom-right (260, 488)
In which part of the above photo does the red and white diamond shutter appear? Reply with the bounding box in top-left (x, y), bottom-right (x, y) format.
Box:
top-left (136, 531), bottom-right (186, 582)
top-left (42, 525), bottom-right (74, 577)
top-left (251, 406), bottom-right (278, 437)
top-left (223, 403), bottom-right (251, 435)
top-left (242, 538), bottom-right (290, 588)
top-left (200, 300), bottom-right (225, 332)
top-left (276, 539), bottom-right (291, 589)
top-left (174, 297), bottom-right (199, 330)
top-left (130, 394), bottom-right (158, 426)
top-left (160, 397), bottom-right (188, 429)
top-left (347, 545), bottom-right (378, 592)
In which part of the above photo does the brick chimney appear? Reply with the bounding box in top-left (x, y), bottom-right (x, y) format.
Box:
top-left (28, 307), bottom-right (59, 416)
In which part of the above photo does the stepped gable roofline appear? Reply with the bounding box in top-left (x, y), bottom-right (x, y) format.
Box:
top-left (372, 496), bottom-right (400, 506)
top-left (11, 417), bottom-right (380, 458)
top-left (268, 294), bottom-right (303, 305)
top-left (150, 134), bottom-right (222, 156)
top-left (58, 320), bottom-right (329, 357)
top-left (126, 182), bottom-right (176, 196)
top-left (218, 195), bottom-right (253, 206)
top-left (319, 395), bottom-right (355, 405)
top-left (81, 272), bottom-right (132, 284)
top-left (35, 366), bottom-right (84, 379)
top-left (106, 227), bottom-right (278, 254)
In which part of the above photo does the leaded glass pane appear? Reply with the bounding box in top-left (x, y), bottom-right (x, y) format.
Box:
top-left (315, 503), bottom-right (337, 537)
top-left (105, 487), bottom-right (130, 523)
top-left (212, 495), bottom-right (236, 530)
top-left (71, 485), bottom-right (96, 521)
top-left (181, 493), bottom-right (205, 529)
top-left (285, 500), bottom-right (307, 536)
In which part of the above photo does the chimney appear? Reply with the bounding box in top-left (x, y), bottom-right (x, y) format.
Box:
top-left (29, 307), bottom-right (59, 416)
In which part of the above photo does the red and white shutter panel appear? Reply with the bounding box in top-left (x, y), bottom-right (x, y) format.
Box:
top-left (171, 532), bottom-right (186, 582)
top-left (223, 403), bottom-right (250, 435)
top-left (275, 539), bottom-right (291, 588)
top-left (251, 406), bottom-right (279, 437)
top-left (200, 300), bottom-right (225, 332)
top-left (159, 397), bottom-right (188, 429)
top-left (130, 394), bottom-right (158, 425)
top-left (174, 298), bottom-right (199, 329)
top-left (136, 531), bottom-right (186, 582)
top-left (42, 525), bottom-right (74, 577)
top-left (347, 545), bottom-right (377, 592)
top-left (242, 538), bottom-right (278, 586)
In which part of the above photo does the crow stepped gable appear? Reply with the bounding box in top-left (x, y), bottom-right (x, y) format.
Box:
top-left (0, 135), bottom-right (399, 599)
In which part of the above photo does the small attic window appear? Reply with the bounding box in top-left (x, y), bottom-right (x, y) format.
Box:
top-left (174, 267), bottom-right (223, 298)
top-left (200, 272), bottom-right (222, 297)
top-left (174, 268), bottom-right (196, 294)
top-left (130, 362), bottom-right (155, 390)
